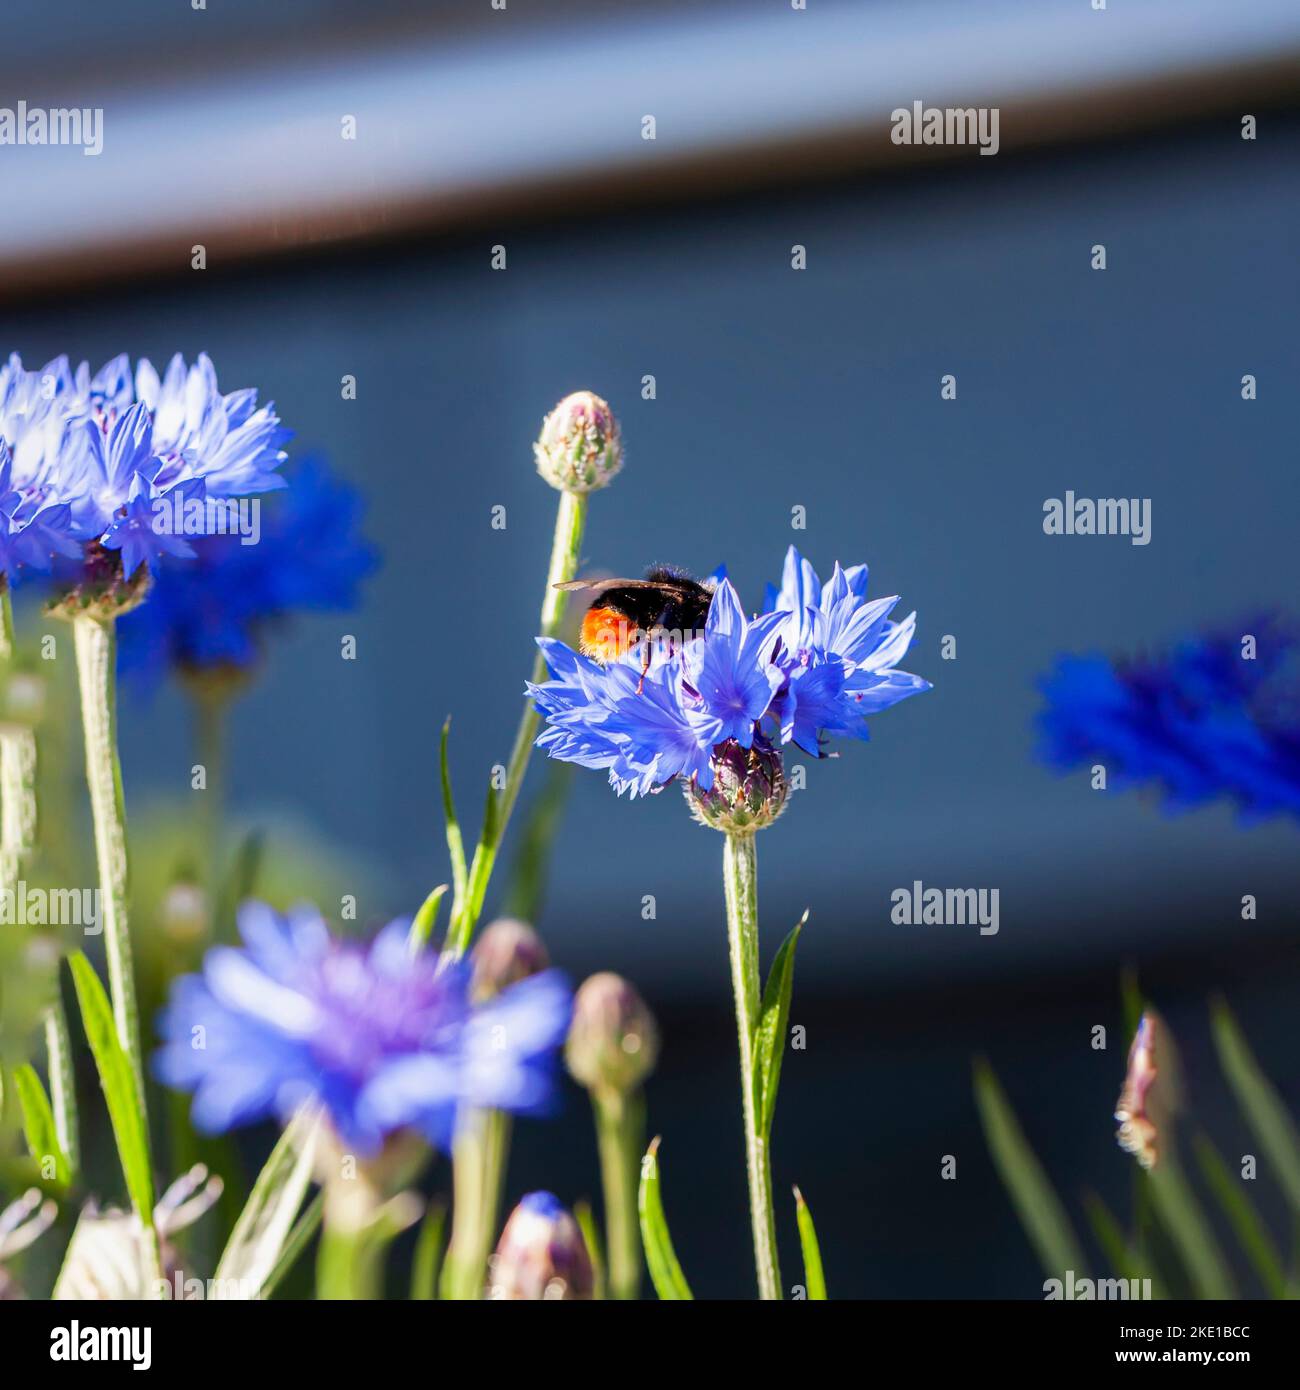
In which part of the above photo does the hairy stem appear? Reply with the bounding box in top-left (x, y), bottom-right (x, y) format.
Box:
top-left (723, 831), bottom-right (781, 1300)
top-left (73, 614), bottom-right (147, 1119)
top-left (0, 583), bottom-right (80, 1176)
top-left (441, 1110), bottom-right (494, 1300)
top-left (445, 488), bottom-right (587, 958)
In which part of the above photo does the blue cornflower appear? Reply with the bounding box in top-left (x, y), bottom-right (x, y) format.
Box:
top-left (0, 350), bottom-right (288, 580)
top-left (529, 554), bottom-right (928, 799)
top-left (1037, 617), bottom-right (1300, 821)
top-left (154, 901), bottom-right (572, 1154)
top-left (0, 444), bottom-right (81, 577)
top-left (764, 545), bottom-right (930, 755)
top-left (117, 457), bottom-right (377, 681)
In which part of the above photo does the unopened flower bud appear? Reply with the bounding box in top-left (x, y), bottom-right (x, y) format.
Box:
top-left (471, 918), bottom-right (550, 1001)
top-left (686, 736), bottom-right (789, 834)
top-left (533, 391), bottom-right (622, 493)
top-left (1115, 1012), bottom-right (1160, 1169)
top-left (161, 881), bottom-right (209, 944)
top-left (489, 1191), bottom-right (594, 1300)
top-left (566, 972), bottom-right (658, 1096)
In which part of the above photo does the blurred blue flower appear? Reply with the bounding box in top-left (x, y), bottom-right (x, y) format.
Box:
top-left (154, 902), bottom-right (572, 1154)
top-left (1037, 617), bottom-right (1300, 821)
top-left (118, 457), bottom-right (377, 681)
top-left (0, 350), bottom-right (288, 579)
top-left (529, 554), bottom-right (928, 797)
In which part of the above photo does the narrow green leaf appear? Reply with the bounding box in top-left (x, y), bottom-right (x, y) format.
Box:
top-left (214, 830), bottom-right (264, 942)
top-left (1212, 999), bottom-right (1300, 1216)
top-left (1193, 1133), bottom-right (1287, 1298)
top-left (262, 1190), bottom-right (324, 1301)
top-left (753, 911), bottom-right (806, 1137)
top-left (68, 952), bottom-right (154, 1223)
top-left (448, 778), bottom-right (502, 958)
top-left (1145, 1159), bottom-right (1235, 1299)
top-left (793, 1186), bottom-right (827, 1299)
top-left (1082, 1191), bottom-right (1163, 1296)
top-left (440, 718), bottom-right (468, 919)
top-left (573, 1198), bottom-right (606, 1301)
top-left (13, 1063), bottom-right (70, 1191)
top-left (213, 1105), bottom-right (322, 1298)
top-left (407, 884), bottom-right (449, 957)
top-left (410, 1199), bottom-right (447, 1301)
top-left (637, 1137), bottom-right (693, 1300)
top-left (973, 1058), bottom-right (1088, 1281)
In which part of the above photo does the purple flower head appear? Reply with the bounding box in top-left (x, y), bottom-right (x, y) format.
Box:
top-left (153, 902), bottom-right (572, 1155)
top-left (1037, 616), bottom-right (1300, 822)
top-left (530, 554), bottom-right (928, 799)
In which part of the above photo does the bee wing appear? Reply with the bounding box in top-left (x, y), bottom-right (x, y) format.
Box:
top-left (554, 577), bottom-right (698, 595)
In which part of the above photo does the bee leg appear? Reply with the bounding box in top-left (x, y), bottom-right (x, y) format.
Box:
top-left (635, 640), bottom-right (653, 695)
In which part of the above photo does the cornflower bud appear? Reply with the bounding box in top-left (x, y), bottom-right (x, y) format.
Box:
top-left (686, 735), bottom-right (789, 834)
top-left (566, 972), bottom-right (658, 1097)
top-left (471, 917), bottom-right (549, 1001)
top-left (488, 1191), bottom-right (594, 1300)
top-left (533, 391), bottom-right (622, 493)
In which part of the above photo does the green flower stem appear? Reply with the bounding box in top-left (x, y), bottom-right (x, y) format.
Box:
top-left (43, 993), bottom-right (80, 1176)
top-left (723, 830), bottom-right (781, 1300)
top-left (0, 579), bottom-right (30, 891)
top-left (0, 582), bottom-right (79, 1176)
top-left (72, 614), bottom-right (147, 1120)
top-left (445, 487), bottom-right (588, 958)
top-left (192, 683), bottom-right (228, 899)
top-left (480, 1107), bottom-right (511, 1262)
top-left (593, 1086), bottom-right (645, 1300)
top-left (441, 1109), bottom-right (495, 1299)
top-left (315, 1222), bottom-right (367, 1300)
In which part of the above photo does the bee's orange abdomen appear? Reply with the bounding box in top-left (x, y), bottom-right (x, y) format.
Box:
top-left (579, 605), bottom-right (634, 663)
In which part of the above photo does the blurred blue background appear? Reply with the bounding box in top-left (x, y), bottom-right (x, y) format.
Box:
top-left (3, 0), bottom-right (1298, 1298)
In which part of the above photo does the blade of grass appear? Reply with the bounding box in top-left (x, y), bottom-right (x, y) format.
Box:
top-left (1145, 1159), bottom-right (1235, 1299)
top-left (261, 1190), bottom-right (324, 1300)
top-left (213, 1106), bottom-right (322, 1298)
top-left (1083, 1191), bottom-right (1163, 1295)
top-left (1193, 1133), bottom-right (1287, 1299)
top-left (1211, 999), bottom-right (1300, 1217)
top-left (973, 1058), bottom-right (1088, 1281)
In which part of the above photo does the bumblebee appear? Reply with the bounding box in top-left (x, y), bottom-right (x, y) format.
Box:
top-left (555, 566), bottom-right (713, 675)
